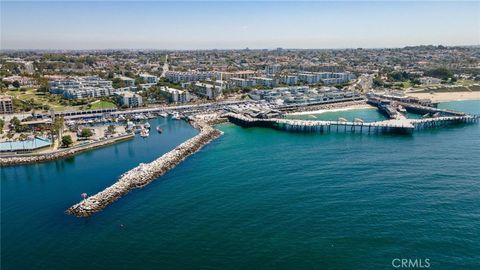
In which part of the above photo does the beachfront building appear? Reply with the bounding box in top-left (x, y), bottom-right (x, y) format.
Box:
top-left (193, 82), bottom-right (222, 100)
top-left (165, 71), bottom-right (216, 83)
top-left (0, 95), bottom-right (14, 114)
top-left (159, 87), bottom-right (191, 103)
top-left (49, 76), bottom-right (116, 99)
top-left (139, 73), bottom-right (159, 84)
top-left (249, 86), bottom-right (362, 106)
top-left (419, 76), bottom-right (442, 85)
top-left (115, 91), bottom-right (143, 107)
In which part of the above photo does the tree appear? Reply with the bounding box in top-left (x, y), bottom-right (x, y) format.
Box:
top-left (80, 128), bottom-right (93, 138)
top-left (12, 80), bottom-right (21, 88)
top-left (0, 118), bottom-right (4, 134)
top-left (61, 135), bottom-right (73, 147)
top-left (425, 67), bottom-right (454, 80)
top-left (107, 125), bottom-right (116, 134)
top-left (52, 116), bottom-right (64, 137)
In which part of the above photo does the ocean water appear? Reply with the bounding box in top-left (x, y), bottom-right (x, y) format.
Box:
top-left (1, 101), bottom-right (479, 270)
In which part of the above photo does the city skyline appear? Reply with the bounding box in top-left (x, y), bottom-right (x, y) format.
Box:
top-left (1, 1), bottom-right (479, 50)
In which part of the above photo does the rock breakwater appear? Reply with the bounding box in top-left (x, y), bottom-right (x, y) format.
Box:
top-left (66, 121), bottom-right (222, 218)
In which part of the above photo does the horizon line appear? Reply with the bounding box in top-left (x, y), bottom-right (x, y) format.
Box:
top-left (2, 44), bottom-right (480, 52)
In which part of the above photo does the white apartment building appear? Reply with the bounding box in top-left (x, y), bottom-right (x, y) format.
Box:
top-left (230, 78), bottom-right (256, 88)
top-left (115, 91), bottom-right (143, 107)
top-left (49, 76), bottom-right (116, 99)
top-left (419, 77), bottom-right (442, 85)
top-left (0, 95), bottom-right (14, 114)
top-left (140, 73), bottom-right (159, 84)
top-left (251, 77), bottom-right (276, 87)
top-left (298, 72), bottom-right (356, 85)
top-left (160, 87), bottom-right (191, 103)
top-left (116, 76), bottom-right (136, 87)
top-left (264, 64), bottom-right (281, 75)
top-left (165, 71), bottom-right (216, 83)
top-left (281, 75), bottom-right (299, 85)
top-left (193, 82), bottom-right (222, 100)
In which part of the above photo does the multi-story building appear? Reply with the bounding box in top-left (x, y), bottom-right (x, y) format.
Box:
top-left (115, 91), bottom-right (143, 107)
top-left (193, 82), bottom-right (222, 100)
top-left (139, 73), bottom-right (159, 84)
top-left (264, 64), bottom-right (281, 75)
top-left (0, 96), bottom-right (14, 114)
top-left (298, 72), bottom-right (356, 85)
top-left (116, 76), bottom-right (136, 87)
top-left (165, 71), bottom-right (216, 83)
top-left (419, 76), bottom-right (442, 85)
top-left (251, 77), bottom-right (276, 87)
top-left (230, 78), bottom-right (256, 88)
top-left (219, 70), bottom-right (256, 80)
top-left (281, 75), bottom-right (299, 85)
top-left (49, 76), bottom-right (116, 99)
top-left (2, 76), bottom-right (37, 87)
top-left (159, 87), bottom-right (191, 103)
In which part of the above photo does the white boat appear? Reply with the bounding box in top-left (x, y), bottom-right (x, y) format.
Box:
top-left (398, 105), bottom-right (407, 112)
top-left (126, 121), bottom-right (134, 131)
top-left (159, 112), bottom-right (168, 118)
top-left (172, 113), bottom-right (181, 120)
top-left (144, 122), bottom-right (151, 129)
top-left (140, 128), bottom-right (149, 138)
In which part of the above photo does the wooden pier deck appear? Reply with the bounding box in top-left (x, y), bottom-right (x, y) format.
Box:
top-left (226, 113), bottom-right (479, 135)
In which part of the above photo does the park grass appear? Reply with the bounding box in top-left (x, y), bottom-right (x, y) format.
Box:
top-left (2, 88), bottom-right (81, 112)
top-left (88, 100), bottom-right (117, 110)
top-left (456, 79), bottom-right (475, 86)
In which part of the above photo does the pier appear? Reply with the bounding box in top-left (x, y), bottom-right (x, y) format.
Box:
top-left (226, 113), bottom-right (479, 135)
top-left (66, 121), bottom-right (222, 217)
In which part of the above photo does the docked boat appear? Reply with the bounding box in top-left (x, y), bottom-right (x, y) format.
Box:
top-left (156, 126), bottom-right (163, 133)
top-left (140, 128), bottom-right (149, 138)
top-left (159, 112), bottom-right (168, 118)
top-left (144, 122), bottom-right (151, 129)
top-left (126, 121), bottom-right (134, 131)
top-left (398, 105), bottom-right (407, 112)
top-left (172, 113), bottom-right (181, 120)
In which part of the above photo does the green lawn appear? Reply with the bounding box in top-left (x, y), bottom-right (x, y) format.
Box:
top-left (88, 100), bottom-right (117, 110)
top-left (456, 79), bottom-right (475, 86)
top-left (3, 88), bottom-right (79, 111)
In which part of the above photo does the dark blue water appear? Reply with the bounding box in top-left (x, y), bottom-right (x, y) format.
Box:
top-left (2, 101), bottom-right (479, 270)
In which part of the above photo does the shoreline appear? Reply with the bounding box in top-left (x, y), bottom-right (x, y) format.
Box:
top-left (66, 120), bottom-right (223, 218)
top-left (0, 133), bottom-right (134, 167)
top-left (407, 92), bottom-right (480, 103)
top-left (286, 103), bottom-right (375, 116)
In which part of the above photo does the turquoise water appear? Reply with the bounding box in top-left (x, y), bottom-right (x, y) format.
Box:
top-left (1, 101), bottom-right (480, 269)
top-left (286, 107), bottom-right (385, 122)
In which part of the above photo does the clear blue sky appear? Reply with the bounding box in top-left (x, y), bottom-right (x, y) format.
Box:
top-left (1, 1), bottom-right (479, 49)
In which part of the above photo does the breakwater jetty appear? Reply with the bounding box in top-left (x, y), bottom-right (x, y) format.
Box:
top-left (0, 134), bottom-right (134, 167)
top-left (66, 121), bottom-right (222, 217)
top-left (226, 113), bottom-right (479, 135)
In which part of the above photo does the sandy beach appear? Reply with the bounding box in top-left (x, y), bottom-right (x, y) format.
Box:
top-left (287, 103), bottom-right (375, 116)
top-left (407, 91), bottom-right (480, 102)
